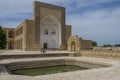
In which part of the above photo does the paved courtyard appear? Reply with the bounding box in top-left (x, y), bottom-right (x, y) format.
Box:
top-left (0, 51), bottom-right (120, 80)
top-left (0, 50), bottom-right (75, 55)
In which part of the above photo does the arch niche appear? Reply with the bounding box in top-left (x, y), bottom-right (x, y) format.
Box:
top-left (8, 31), bottom-right (14, 38)
top-left (40, 14), bottom-right (61, 49)
top-left (8, 41), bottom-right (14, 49)
top-left (71, 41), bottom-right (76, 52)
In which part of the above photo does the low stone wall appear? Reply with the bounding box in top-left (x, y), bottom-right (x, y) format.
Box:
top-left (0, 50), bottom-right (6, 54)
top-left (0, 53), bottom-right (69, 60)
top-left (5, 59), bottom-right (111, 74)
top-left (81, 50), bottom-right (120, 58)
top-left (0, 52), bottom-right (81, 60)
top-left (5, 59), bottom-right (65, 73)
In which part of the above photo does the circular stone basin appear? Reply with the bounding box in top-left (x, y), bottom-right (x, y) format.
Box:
top-left (11, 65), bottom-right (88, 76)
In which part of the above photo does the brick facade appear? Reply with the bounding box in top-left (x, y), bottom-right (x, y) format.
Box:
top-left (2, 1), bottom-right (92, 51)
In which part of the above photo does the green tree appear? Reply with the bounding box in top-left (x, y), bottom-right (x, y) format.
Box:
top-left (0, 26), bottom-right (6, 49)
top-left (103, 44), bottom-right (107, 47)
top-left (91, 41), bottom-right (97, 47)
top-left (114, 44), bottom-right (120, 47)
top-left (103, 44), bottom-right (113, 47)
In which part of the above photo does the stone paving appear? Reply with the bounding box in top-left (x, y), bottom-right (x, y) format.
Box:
top-left (0, 50), bottom-right (75, 55)
top-left (0, 51), bottom-right (120, 80)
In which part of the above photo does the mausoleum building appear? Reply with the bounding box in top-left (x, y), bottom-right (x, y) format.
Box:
top-left (2, 1), bottom-right (92, 51)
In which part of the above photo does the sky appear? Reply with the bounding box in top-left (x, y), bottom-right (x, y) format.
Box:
top-left (0, 0), bottom-right (120, 46)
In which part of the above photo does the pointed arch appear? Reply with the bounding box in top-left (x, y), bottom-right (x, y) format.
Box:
top-left (40, 14), bottom-right (61, 49)
top-left (71, 41), bottom-right (76, 52)
top-left (8, 31), bottom-right (14, 38)
top-left (8, 40), bottom-right (14, 49)
top-left (41, 14), bottom-right (60, 25)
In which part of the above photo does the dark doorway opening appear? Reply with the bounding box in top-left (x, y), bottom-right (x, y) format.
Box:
top-left (44, 43), bottom-right (47, 49)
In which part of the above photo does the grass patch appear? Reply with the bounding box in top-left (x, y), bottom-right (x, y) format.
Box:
top-left (11, 65), bottom-right (88, 76)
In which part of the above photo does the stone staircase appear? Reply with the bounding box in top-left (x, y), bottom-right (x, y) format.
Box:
top-left (0, 51), bottom-right (79, 60)
top-left (0, 64), bottom-right (8, 75)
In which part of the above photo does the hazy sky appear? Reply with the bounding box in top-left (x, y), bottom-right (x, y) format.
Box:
top-left (0, 0), bottom-right (120, 46)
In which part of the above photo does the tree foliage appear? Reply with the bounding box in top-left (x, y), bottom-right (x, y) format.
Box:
top-left (0, 26), bottom-right (6, 49)
top-left (114, 44), bottom-right (120, 47)
top-left (103, 44), bottom-right (112, 47)
top-left (103, 44), bottom-right (120, 47)
top-left (91, 41), bottom-right (97, 47)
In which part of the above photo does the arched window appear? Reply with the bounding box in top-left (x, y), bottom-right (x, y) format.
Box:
top-left (8, 31), bottom-right (14, 38)
top-left (44, 29), bottom-right (48, 35)
top-left (51, 29), bottom-right (56, 34)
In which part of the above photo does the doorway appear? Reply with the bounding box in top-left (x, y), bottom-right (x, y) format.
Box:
top-left (71, 41), bottom-right (76, 52)
top-left (44, 43), bottom-right (47, 49)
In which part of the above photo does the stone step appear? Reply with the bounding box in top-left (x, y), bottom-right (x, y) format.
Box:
top-left (0, 64), bottom-right (8, 74)
top-left (0, 53), bottom-right (69, 60)
top-left (0, 52), bottom-right (79, 60)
